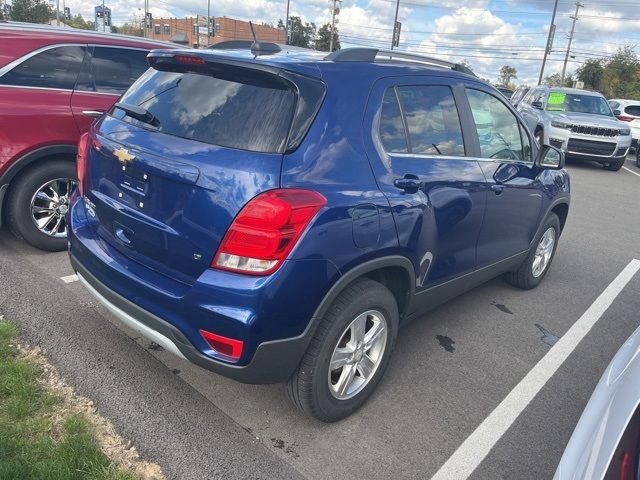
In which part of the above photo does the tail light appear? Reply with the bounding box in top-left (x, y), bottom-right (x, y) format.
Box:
top-left (76, 132), bottom-right (90, 197)
top-left (617, 115), bottom-right (635, 122)
top-left (212, 189), bottom-right (326, 275)
top-left (199, 329), bottom-right (243, 361)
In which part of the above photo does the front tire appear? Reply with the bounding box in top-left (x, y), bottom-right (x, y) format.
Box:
top-left (6, 160), bottom-right (76, 252)
top-left (505, 213), bottom-right (560, 290)
top-left (286, 278), bottom-right (399, 422)
top-left (603, 159), bottom-right (624, 171)
top-left (636, 148), bottom-right (640, 168)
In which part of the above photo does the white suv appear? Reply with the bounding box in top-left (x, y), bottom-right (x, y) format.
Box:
top-left (609, 99), bottom-right (640, 152)
top-left (518, 87), bottom-right (631, 171)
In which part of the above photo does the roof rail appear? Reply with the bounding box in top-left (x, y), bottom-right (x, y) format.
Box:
top-left (207, 40), bottom-right (282, 55)
top-left (324, 47), bottom-right (475, 76)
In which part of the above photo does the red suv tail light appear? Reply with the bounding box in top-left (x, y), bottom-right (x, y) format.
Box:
top-left (212, 189), bottom-right (326, 275)
top-left (77, 132), bottom-right (90, 197)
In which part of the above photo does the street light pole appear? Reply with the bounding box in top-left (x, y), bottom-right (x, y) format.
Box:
top-left (390, 0), bottom-right (400, 50)
top-left (538, 0), bottom-right (559, 85)
top-left (285, 0), bottom-right (290, 44)
top-left (329, 0), bottom-right (337, 52)
top-left (207, 0), bottom-right (211, 46)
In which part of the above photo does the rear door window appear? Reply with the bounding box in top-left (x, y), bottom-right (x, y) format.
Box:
top-left (76, 47), bottom-right (150, 95)
top-left (0, 45), bottom-right (85, 90)
top-left (395, 85), bottom-right (465, 156)
top-left (625, 105), bottom-right (640, 116)
top-left (114, 68), bottom-right (296, 153)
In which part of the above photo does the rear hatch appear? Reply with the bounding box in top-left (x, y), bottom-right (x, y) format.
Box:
top-left (82, 51), bottom-right (325, 285)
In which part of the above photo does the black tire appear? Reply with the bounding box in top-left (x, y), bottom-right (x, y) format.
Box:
top-left (636, 149), bottom-right (640, 168)
top-left (504, 213), bottom-right (561, 290)
top-left (6, 160), bottom-right (76, 252)
top-left (286, 278), bottom-right (399, 422)
top-left (603, 159), bottom-right (624, 171)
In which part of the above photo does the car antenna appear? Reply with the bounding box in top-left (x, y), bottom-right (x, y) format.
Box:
top-left (248, 21), bottom-right (281, 55)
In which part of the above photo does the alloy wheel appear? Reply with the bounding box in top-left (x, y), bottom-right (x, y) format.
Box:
top-left (30, 178), bottom-right (76, 238)
top-left (328, 310), bottom-right (388, 400)
top-left (532, 227), bottom-right (556, 278)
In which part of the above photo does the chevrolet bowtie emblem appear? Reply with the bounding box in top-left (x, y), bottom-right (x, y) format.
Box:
top-left (114, 148), bottom-right (135, 163)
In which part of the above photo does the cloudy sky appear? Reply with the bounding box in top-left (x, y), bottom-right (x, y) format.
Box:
top-left (63, 0), bottom-right (639, 85)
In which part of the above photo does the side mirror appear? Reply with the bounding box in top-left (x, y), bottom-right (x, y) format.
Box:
top-left (535, 144), bottom-right (565, 170)
top-left (531, 101), bottom-right (543, 109)
top-left (613, 109), bottom-right (621, 116)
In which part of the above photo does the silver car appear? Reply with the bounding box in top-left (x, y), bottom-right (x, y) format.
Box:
top-left (518, 87), bottom-right (632, 171)
top-left (554, 324), bottom-right (640, 480)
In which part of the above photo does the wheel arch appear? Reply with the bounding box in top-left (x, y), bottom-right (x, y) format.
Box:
top-left (0, 145), bottom-right (76, 227)
top-left (312, 256), bottom-right (416, 324)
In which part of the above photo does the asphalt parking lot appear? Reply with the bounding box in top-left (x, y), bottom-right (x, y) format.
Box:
top-left (1, 154), bottom-right (639, 480)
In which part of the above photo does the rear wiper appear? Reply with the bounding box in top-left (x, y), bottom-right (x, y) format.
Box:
top-left (114, 102), bottom-right (159, 127)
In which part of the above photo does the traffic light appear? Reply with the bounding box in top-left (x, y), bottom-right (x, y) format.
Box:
top-left (105, 8), bottom-right (111, 26)
top-left (64, 7), bottom-right (70, 20)
top-left (145, 12), bottom-right (152, 29)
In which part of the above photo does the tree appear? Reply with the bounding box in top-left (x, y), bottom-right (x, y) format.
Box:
top-left (602, 45), bottom-right (640, 98)
top-left (288, 16), bottom-right (316, 49)
top-left (315, 23), bottom-right (340, 52)
top-left (65, 14), bottom-right (94, 30)
top-left (498, 65), bottom-right (517, 87)
top-left (576, 58), bottom-right (605, 91)
top-left (10, 0), bottom-right (50, 24)
top-left (543, 72), bottom-right (573, 87)
top-left (277, 18), bottom-right (285, 30)
top-left (116, 22), bottom-right (144, 37)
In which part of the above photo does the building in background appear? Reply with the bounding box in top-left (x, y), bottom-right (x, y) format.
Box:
top-left (145, 16), bottom-right (285, 48)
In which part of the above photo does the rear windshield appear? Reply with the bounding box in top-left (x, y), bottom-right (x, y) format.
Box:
top-left (113, 68), bottom-right (296, 153)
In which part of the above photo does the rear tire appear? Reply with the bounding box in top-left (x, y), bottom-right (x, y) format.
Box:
top-left (534, 128), bottom-right (543, 146)
top-left (286, 278), bottom-right (398, 422)
top-left (603, 159), bottom-right (624, 171)
top-left (504, 213), bottom-right (560, 290)
top-left (6, 160), bottom-right (76, 252)
top-left (636, 149), bottom-right (640, 168)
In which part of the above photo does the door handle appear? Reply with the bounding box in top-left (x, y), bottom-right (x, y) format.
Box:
top-left (82, 110), bottom-right (104, 118)
top-left (394, 176), bottom-right (423, 193)
top-left (115, 227), bottom-right (132, 245)
top-left (491, 184), bottom-right (506, 195)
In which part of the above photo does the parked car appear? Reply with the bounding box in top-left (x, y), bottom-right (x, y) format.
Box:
top-left (0, 22), bottom-right (178, 251)
top-left (609, 98), bottom-right (640, 151)
top-left (496, 86), bottom-right (514, 99)
top-left (518, 87), bottom-right (631, 171)
top-left (68, 45), bottom-right (570, 421)
top-left (554, 324), bottom-right (640, 480)
top-left (510, 85), bottom-right (530, 108)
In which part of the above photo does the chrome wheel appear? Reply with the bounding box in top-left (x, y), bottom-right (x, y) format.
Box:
top-left (328, 310), bottom-right (388, 400)
top-left (532, 227), bottom-right (556, 278)
top-left (30, 178), bottom-right (76, 238)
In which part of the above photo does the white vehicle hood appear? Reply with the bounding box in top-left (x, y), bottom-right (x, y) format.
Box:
top-left (554, 324), bottom-right (640, 480)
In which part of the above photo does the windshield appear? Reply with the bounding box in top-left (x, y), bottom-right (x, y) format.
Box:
top-left (546, 92), bottom-right (613, 116)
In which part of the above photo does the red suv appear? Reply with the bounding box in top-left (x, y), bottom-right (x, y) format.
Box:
top-left (0, 22), bottom-right (176, 251)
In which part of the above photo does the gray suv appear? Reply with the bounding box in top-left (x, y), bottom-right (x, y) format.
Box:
top-left (518, 87), bottom-right (631, 171)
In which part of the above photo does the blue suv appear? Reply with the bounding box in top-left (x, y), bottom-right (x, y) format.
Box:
top-left (68, 43), bottom-right (570, 421)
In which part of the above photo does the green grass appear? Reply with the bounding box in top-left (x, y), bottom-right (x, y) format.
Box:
top-left (0, 320), bottom-right (137, 480)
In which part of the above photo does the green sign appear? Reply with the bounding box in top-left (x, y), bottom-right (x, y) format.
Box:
top-left (547, 92), bottom-right (566, 111)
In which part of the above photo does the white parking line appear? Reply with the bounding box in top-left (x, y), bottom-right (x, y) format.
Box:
top-left (622, 166), bottom-right (640, 178)
top-left (60, 274), bottom-right (79, 284)
top-left (431, 258), bottom-right (640, 480)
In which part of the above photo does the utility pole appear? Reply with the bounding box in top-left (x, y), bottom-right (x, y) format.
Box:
top-left (56, 0), bottom-right (60, 26)
top-left (207, 0), bottom-right (211, 46)
top-left (390, 0), bottom-right (400, 50)
top-left (538, 0), bottom-right (559, 85)
top-left (329, 0), bottom-right (340, 52)
top-left (285, 0), bottom-right (290, 44)
top-left (102, 0), bottom-right (105, 31)
top-left (561, 1), bottom-right (583, 86)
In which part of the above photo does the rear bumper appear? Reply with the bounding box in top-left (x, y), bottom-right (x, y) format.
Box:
top-left (71, 253), bottom-right (315, 384)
